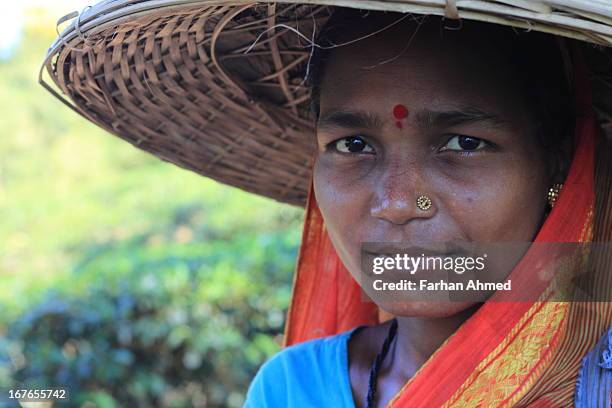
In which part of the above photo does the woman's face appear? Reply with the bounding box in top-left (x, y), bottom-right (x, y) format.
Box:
top-left (312, 20), bottom-right (561, 317)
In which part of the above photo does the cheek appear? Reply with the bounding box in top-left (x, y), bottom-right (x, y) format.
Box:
top-left (312, 154), bottom-right (373, 218)
top-left (312, 157), bottom-right (371, 267)
top-left (443, 154), bottom-right (549, 242)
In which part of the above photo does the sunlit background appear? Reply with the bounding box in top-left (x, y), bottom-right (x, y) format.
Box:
top-left (0, 2), bottom-right (304, 406)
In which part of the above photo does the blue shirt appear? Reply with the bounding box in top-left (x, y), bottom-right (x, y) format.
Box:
top-left (575, 327), bottom-right (612, 407)
top-left (245, 325), bottom-right (612, 407)
top-left (244, 327), bottom-right (362, 407)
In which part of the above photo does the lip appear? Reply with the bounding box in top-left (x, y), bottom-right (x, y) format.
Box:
top-left (363, 251), bottom-right (459, 261)
top-left (361, 242), bottom-right (471, 258)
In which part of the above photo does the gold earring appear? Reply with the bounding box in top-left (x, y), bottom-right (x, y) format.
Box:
top-left (416, 195), bottom-right (432, 211)
top-left (547, 183), bottom-right (563, 208)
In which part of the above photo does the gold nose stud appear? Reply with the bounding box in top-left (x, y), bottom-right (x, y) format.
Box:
top-left (416, 195), bottom-right (432, 211)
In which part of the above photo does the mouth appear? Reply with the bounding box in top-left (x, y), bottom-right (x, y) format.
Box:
top-left (362, 242), bottom-right (470, 258)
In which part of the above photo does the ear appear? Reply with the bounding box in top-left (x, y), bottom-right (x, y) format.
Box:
top-left (548, 127), bottom-right (574, 184)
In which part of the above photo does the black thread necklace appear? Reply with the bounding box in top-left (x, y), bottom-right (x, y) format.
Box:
top-left (366, 318), bottom-right (398, 408)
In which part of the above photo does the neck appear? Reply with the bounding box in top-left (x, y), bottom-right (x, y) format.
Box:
top-left (392, 303), bottom-right (482, 378)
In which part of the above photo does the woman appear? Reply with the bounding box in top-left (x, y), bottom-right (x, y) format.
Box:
top-left (42, 1), bottom-right (612, 406)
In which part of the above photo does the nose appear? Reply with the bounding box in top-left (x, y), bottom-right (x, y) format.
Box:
top-left (370, 159), bottom-right (436, 225)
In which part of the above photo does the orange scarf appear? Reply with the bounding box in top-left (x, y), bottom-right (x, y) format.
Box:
top-left (283, 43), bottom-right (612, 406)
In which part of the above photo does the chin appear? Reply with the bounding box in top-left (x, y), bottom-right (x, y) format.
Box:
top-left (376, 300), bottom-right (479, 318)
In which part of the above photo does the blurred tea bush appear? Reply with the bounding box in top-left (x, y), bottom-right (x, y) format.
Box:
top-left (0, 7), bottom-right (304, 407)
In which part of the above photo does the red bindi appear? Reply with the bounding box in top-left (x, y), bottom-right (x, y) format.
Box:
top-left (393, 104), bottom-right (409, 119)
top-left (392, 104), bottom-right (409, 129)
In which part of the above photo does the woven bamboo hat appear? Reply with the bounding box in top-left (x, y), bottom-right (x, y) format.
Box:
top-left (40, 1), bottom-right (612, 207)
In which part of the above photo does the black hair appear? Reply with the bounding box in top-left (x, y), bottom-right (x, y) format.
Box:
top-left (305, 8), bottom-right (575, 149)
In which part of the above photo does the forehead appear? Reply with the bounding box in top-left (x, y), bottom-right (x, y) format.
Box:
top-left (318, 20), bottom-right (529, 123)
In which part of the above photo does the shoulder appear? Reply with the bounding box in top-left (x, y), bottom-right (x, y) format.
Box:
top-left (575, 327), bottom-right (612, 408)
top-left (244, 329), bottom-right (357, 408)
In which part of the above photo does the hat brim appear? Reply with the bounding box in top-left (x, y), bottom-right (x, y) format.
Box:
top-left (40, 0), bottom-right (612, 207)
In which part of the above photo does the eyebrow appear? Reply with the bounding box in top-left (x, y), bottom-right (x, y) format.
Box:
top-left (317, 110), bottom-right (385, 131)
top-left (416, 106), bottom-right (509, 129)
top-left (316, 106), bottom-right (509, 131)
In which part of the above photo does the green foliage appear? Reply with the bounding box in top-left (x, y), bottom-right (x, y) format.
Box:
top-left (2, 216), bottom-right (299, 407)
top-left (0, 8), bottom-right (304, 407)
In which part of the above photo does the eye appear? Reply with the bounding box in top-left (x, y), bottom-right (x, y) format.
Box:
top-left (329, 136), bottom-right (375, 154)
top-left (440, 135), bottom-right (488, 152)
